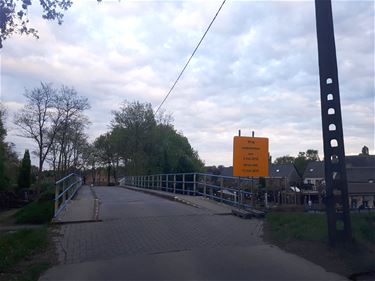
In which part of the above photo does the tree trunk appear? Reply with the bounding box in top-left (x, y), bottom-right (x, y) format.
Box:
top-left (107, 165), bottom-right (111, 186)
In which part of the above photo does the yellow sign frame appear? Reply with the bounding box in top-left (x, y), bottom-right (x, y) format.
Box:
top-left (233, 136), bottom-right (269, 177)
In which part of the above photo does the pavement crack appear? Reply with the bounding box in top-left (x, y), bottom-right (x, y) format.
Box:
top-left (148, 248), bottom-right (191, 256)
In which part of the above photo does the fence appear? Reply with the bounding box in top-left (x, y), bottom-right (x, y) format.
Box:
top-left (119, 173), bottom-right (261, 209)
top-left (54, 173), bottom-right (82, 217)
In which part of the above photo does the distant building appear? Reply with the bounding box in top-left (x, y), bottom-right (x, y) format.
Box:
top-left (301, 155), bottom-right (375, 209)
top-left (266, 163), bottom-right (301, 189)
top-left (346, 155), bottom-right (375, 208)
top-left (303, 161), bottom-right (325, 191)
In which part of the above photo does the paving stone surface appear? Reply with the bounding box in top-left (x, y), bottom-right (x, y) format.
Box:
top-left (57, 187), bottom-right (262, 264)
top-left (55, 185), bottom-right (96, 223)
top-left (43, 186), bottom-right (346, 280)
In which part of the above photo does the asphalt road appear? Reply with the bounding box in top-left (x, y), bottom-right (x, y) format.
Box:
top-left (40, 186), bottom-right (346, 280)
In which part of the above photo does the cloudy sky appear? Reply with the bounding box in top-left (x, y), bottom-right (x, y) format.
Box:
top-left (1, 0), bottom-right (374, 167)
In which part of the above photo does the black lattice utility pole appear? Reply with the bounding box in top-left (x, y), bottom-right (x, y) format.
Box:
top-left (315, 0), bottom-right (352, 246)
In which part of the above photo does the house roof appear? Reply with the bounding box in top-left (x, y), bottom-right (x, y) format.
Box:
top-left (302, 155), bottom-right (375, 181)
top-left (345, 155), bottom-right (375, 168)
top-left (268, 163), bottom-right (296, 178)
top-left (347, 167), bottom-right (375, 183)
top-left (303, 161), bottom-right (324, 179)
top-left (348, 182), bottom-right (375, 195)
top-left (219, 166), bottom-right (233, 177)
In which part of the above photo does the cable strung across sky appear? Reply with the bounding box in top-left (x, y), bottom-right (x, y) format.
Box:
top-left (154, 0), bottom-right (227, 114)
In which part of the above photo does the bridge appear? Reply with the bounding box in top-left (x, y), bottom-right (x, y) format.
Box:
top-left (40, 173), bottom-right (344, 280)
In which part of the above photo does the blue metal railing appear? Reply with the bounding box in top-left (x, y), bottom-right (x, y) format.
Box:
top-left (119, 173), bottom-right (258, 209)
top-left (54, 173), bottom-right (82, 217)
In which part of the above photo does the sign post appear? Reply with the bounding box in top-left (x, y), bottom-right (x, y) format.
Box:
top-left (233, 135), bottom-right (269, 208)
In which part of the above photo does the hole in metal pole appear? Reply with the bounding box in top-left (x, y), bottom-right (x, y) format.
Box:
top-left (327, 94), bottom-right (333, 100)
top-left (329, 124), bottom-right (336, 131)
top-left (326, 78), bottom-right (333, 84)
top-left (328, 108), bottom-right (335, 115)
top-left (331, 155), bottom-right (339, 164)
top-left (331, 139), bottom-right (338, 147)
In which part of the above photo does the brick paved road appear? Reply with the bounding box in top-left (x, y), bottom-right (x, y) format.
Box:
top-left (41, 186), bottom-right (346, 280)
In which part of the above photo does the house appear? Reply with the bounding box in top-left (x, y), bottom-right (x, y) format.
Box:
top-left (346, 157), bottom-right (375, 208)
top-left (265, 163), bottom-right (302, 205)
top-left (303, 161), bottom-right (325, 190)
top-left (301, 155), bottom-right (375, 209)
top-left (219, 166), bottom-right (233, 177)
top-left (266, 163), bottom-right (301, 189)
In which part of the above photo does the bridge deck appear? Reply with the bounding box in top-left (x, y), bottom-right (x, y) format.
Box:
top-left (41, 186), bottom-right (345, 280)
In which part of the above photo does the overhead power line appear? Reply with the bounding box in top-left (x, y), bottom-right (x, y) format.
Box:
top-left (155, 0), bottom-right (227, 114)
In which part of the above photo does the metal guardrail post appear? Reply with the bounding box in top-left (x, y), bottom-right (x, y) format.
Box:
top-left (203, 175), bottom-right (207, 198)
top-left (54, 183), bottom-right (59, 216)
top-left (173, 175), bottom-right (176, 194)
top-left (166, 175), bottom-right (169, 192)
top-left (54, 173), bottom-right (83, 218)
top-left (62, 181), bottom-right (66, 206)
top-left (220, 177), bottom-right (223, 203)
top-left (193, 173), bottom-right (196, 195)
top-left (182, 174), bottom-right (185, 195)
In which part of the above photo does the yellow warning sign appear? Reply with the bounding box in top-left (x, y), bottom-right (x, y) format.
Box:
top-left (233, 136), bottom-right (269, 177)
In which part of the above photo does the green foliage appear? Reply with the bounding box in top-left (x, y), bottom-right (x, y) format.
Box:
top-left (102, 101), bottom-right (204, 176)
top-left (0, 109), bottom-right (7, 190)
top-left (18, 149), bottom-right (31, 189)
top-left (0, 228), bottom-right (48, 272)
top-left (15, 200), bottom-right (54, 224)
top-left (274, 155), bottom-right (295, 165)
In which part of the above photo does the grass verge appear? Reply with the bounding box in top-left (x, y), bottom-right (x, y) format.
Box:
top-left (264, 212), bottom-right (375, 279)
top-left (14, 201), bottom-right (54, 225)
top-left (0, 227), bottom-right (53, 281)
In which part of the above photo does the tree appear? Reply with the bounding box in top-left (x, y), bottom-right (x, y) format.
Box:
top-left (0, 106), bottom-right (20, 190)
top-left (274, 155), bottom-right (295, 165)
top-left (14, 83), bottom-right (62, 187)
top-left (360, 146), bottom-right (369, 156)
top-left (0, 108), bottom-right (7, 190)
top-left (18, 149), bottom-right (31, 189)
top-left (306, 149), bottom-right (320, 161)
top-left (49, 86), bottom-right (90, 178)
top-left (111, 101), bottom-right (157, 175)
top-left (94, 133), bottom-right (114, 185)
top-left (0, 0), bottom-right (74, 48)
top-left (82, 143), bottom-right (98, 185)
top-left (108, 101), bottom-right (204, 176)
top-left (294, 152), bottom-right (307, 176)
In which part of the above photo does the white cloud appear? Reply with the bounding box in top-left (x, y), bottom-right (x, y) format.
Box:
top-left (0, 0), bottom-right (373, 167)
